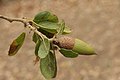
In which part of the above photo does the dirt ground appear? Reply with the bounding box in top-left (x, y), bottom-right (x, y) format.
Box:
top-left (0, 0), bottom-right (120, 80)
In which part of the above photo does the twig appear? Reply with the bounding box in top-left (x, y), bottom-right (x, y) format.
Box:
top-left (0, 15), bottom-right (48, 39)
top-left (0, 15), bottom-right (26, 24)
top-left (27, 23), bottom-right (48, 39)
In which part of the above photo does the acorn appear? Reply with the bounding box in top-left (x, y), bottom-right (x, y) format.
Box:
top-left (54, 36), bottom-right (96, 55)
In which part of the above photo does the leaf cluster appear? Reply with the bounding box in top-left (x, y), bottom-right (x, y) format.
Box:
top-left (7, 11), bottom-right (95, 79)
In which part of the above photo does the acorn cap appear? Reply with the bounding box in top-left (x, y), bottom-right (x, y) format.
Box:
top-left (57, 36), bottom-right (96, 55)
top-left (57, 36), bottom-right (75, 49)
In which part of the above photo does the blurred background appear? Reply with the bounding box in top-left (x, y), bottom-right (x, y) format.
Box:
top-left (0, 0), bottom-right (120, 80)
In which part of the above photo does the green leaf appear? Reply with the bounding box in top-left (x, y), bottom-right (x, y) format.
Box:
top-left (38, 38), bottom-right (50, 58)
top-left (59, 48), bottom-right (78, 58)
top-left (40, 51), bottom-right (57, 79)
top-left (38, 21), bottom-right (71, 35)
top-left (57, 20), bottom-right (65, 34)
top-left (62, 26), bottom-right (71, 34)
top-left (32, 32), bottom-right (39, 43)
top-left (38, 21), bottom-right (59, 33)
top-left (8, 32), bottom-right (26, 56)
top-left (35, 38), bottom-right (42, 56)
top-left (33, 11), bottom-right (58, 24)
top-left (33, 11), bottom-right (71, 35)
top-left (33, 11), bottom-right (59, 35)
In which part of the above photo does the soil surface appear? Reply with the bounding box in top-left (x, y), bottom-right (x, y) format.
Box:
top-left (0, 0), bottom-right (120, 80)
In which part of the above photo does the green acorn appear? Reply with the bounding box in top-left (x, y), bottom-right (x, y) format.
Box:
top-left (55, 36), bottom-right (96, 55)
